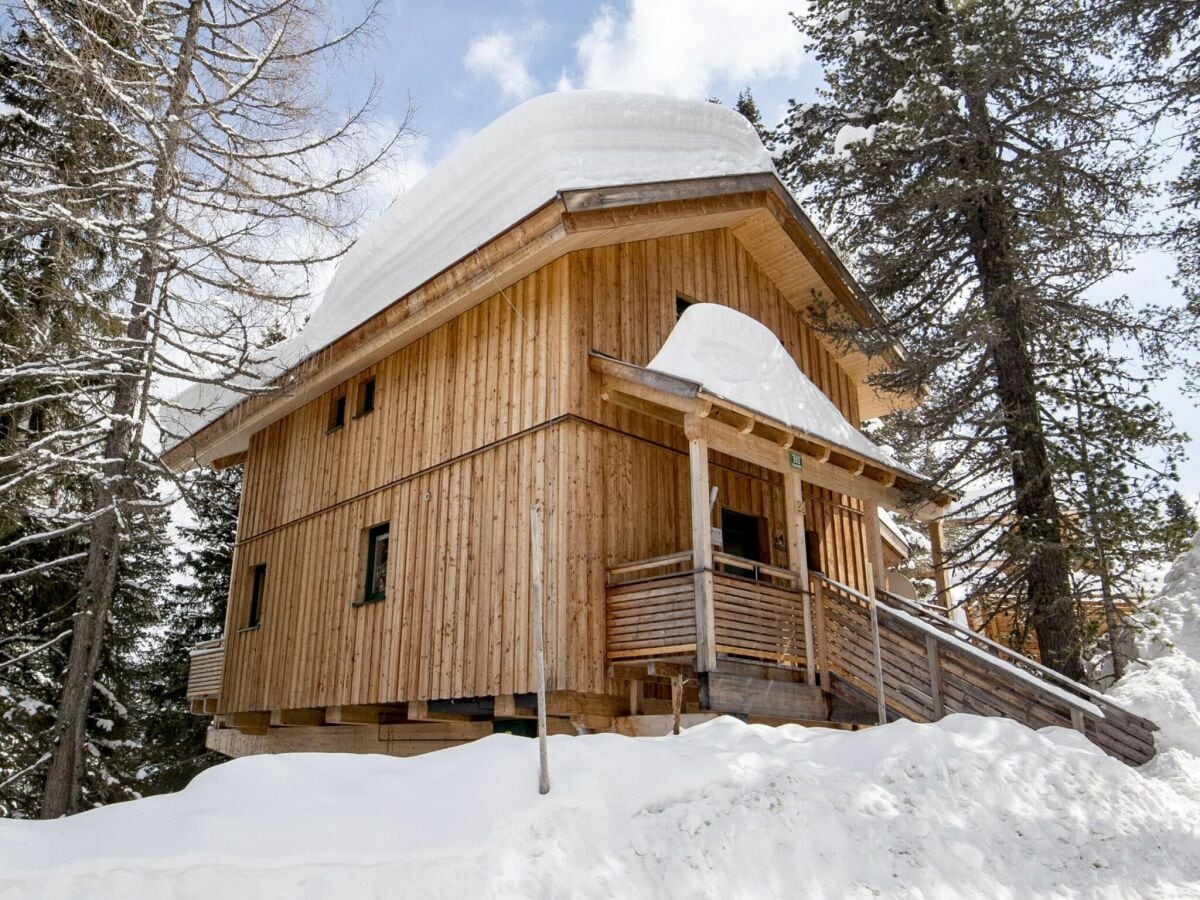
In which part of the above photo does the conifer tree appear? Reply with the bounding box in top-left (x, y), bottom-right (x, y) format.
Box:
top-left (137, 466), bottom-right (239, 795)
top-left (777, 0), bottom-right (1186, 679)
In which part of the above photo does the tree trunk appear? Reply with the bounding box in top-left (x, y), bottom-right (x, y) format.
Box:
top-left (40, 0), bottom-right (203, 818)
top-left (963, 89), bottom-right (1084, 682)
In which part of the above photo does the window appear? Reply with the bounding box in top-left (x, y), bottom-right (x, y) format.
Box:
top-left (362, 522), bottom-right (390, 603)
top-left (327, 392), bottom-right (347, 432)
top-left (721, 509), bottom-right (765, 564)
top-left (355, 377), bottom-right (376, 417)
top-left (247, 563), bottom-right (266, 628)
top-left (676, 294), bottom-right (696, 320)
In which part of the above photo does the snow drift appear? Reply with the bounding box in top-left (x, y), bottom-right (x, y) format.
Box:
top-left (4, 538), bottom-right (1198, 897)
top-left (1110, 532), bottom-right (1200, 757)
top-left (1, 715), bottom-right (1197, 898)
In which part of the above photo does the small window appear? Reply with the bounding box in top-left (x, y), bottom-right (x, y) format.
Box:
top-left (675, 295), bottom-right (696, 320)
top-left (327, 393), bottom-right (346, 432)
top-left (247, 563), bottom-right (266, 628)
top-left (362, 522), bottom-right (390, 603)
top-left (355, 377), bottom-right (376, 417)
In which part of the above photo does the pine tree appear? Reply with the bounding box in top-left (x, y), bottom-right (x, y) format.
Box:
top-left (1163, 491), bottom-right (1199, 559)
top-left (137, 466), bottom-right (240, 795)
top-left (1100, 1), bottom-right (1200, 319)
top-left (734, 88), bottom-right (775, 152)
top-left (777, 0), bottom-right (1187, 679)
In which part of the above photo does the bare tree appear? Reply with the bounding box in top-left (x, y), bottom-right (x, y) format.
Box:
top-left (0, 0), bottom-right (410, 817)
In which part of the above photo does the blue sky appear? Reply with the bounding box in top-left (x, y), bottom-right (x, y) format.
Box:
top-left (345, 0), bottom-right (1197, 497)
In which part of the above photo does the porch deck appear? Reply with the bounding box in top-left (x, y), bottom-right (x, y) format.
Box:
top-left (606, 550), bottom-right (811, 669)
top-left (605, 553), bottom-right (1158, 765)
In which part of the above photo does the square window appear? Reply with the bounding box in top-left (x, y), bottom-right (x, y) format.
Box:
top-left (247, 563), bottom-right (266, 628)
top-left (356, 377), bottom-right (376, 417)
top-left (363, 522), bottom-right (390, 603)
top-left (327, 393), bottom-right (346, 432)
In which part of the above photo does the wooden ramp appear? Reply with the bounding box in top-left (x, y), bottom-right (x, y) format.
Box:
top-left (811, 574), bottom-right (1157, 765)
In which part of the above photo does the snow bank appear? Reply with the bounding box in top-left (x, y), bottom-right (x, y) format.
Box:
top-left (166, 91), bottom-right (776, 444)
top-left (1110, 532), bottom-right (1200, 758)
top-left (648, 304), bottom-right (915, 475)
top-left (3, 713), bottom-right (1198, 897)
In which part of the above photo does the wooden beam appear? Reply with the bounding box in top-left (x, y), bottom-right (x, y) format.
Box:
top-left (925, 634), bottom-right (945, 721)
top-left (865, 564), bottom-right (888, 726)
top-left (612, 713), bottom-right (719, 737)
top-left (864, 502), bottom-right (886, 590)
top-left (685, 414), bottom-right (717, 673)
top-left (379, 721), bottom-right (493, 741)
top-left (929, 518), bottom-right (952, 610)
top-left (211, 450), bottom-right (247, 470)
top-left (229, 711), bottom-right (270, 735)
top-left (271, 708), bottom-right (325, 727)
top-left (325, 704), bottom-right (401, 725)
top-left (783, 471), bottom-right (816, 686)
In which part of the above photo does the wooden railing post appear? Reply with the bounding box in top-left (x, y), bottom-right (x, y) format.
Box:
top-left (813, 577), bottom-right (830, 692)
top-left (685, 415), bottom-right (716, 673)
top-left (864, 501), bottom-right (886, 591)
top-left (783, 470), bottom-right (815, 684)
top-left (924, 633), bottom-right (944, 721)
top-left (929, 517), bottom-right (952, 612)
top-left (865, 562), bottom-right (887, 725)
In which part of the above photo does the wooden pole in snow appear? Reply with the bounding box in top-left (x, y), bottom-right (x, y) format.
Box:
top-left (531, 503), bottom-right (550, 795)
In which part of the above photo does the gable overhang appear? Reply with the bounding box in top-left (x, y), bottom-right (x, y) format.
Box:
top-left (163, 172), bottom-right (915, 472)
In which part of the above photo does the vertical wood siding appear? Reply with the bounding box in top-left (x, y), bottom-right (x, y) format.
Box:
top-left (221, 226), bottom-right (873, 713)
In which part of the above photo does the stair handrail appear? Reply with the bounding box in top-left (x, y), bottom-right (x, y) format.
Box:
top-left (810, 572), bottom-right (1105, 719)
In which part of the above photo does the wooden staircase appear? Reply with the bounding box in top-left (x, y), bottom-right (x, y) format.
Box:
top-left (811, 573), bottom-right (1157, 765)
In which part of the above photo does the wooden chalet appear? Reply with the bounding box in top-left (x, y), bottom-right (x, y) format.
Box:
top-left (168, 93), bottom-right (1155, 765)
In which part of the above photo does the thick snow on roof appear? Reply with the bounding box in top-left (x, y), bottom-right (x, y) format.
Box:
top-left (3, 714), bottom-right (1198, 896)
top-left (647, 304), bottom-right (916, 476)
top-left (166, 91), bottom-right (775, 444)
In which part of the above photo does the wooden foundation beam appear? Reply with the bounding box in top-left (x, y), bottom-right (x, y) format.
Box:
top-left (270, 708), bottom-right (325, 727)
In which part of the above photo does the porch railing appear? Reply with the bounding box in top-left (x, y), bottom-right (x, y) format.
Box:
top-left (186, 637), bottom-right (224, 702)
top-left (605, 552), bottom-right (810, 667)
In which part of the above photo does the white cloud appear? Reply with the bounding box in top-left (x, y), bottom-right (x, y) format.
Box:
top-left (464, 30), bottom-right (539, 100)
top-left (570, 0), bottom-right (807, 98)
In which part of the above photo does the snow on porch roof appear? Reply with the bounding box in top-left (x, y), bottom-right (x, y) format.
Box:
top-left (164, 91), bottom-right (776, 447)
top-left (646, 304), bottom-right (923, 481)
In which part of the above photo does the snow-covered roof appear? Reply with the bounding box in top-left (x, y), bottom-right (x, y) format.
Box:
top-left (646, 304), bottom-right (919, 478)
top-left (166, 91), bottom-right (775, 446)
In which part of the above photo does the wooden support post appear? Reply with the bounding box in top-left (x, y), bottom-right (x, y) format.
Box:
top-left (629, 679), bottom-right (641, 716)
top-left (686, 415), bottom-right (717, 673)
top-left (924, 634), bottom-right (944, 721)
top-left (813, 577), bottom-right (830, 693)
top-left (532, 503), bottom-right (550, 795)
top-left (864, 501), bottom-right (886, 591)
top-left (784, 471), bottom-right (816, 685)
top-left (865, 563), bottom-right (887, 726)
top-left (1070, 707), bottom-right (1086, 734)
top-left (929, 517), bottom-right (951, 612)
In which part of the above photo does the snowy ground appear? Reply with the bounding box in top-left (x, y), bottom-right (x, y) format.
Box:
top-left (4, 538), bottom-right (1200, 898)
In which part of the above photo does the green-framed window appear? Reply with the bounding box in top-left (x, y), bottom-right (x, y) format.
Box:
top-left (363, 522), bottom-right (390, 603)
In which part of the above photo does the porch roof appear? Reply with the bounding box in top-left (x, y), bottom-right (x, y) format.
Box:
top-left (590, 350), bottom-right (954, 519)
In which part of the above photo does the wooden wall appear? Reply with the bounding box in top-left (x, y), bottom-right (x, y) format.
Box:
top-left (238, 256), bottom-right (572, 540)
top-left (220, 225), bottom-right (874, 713)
